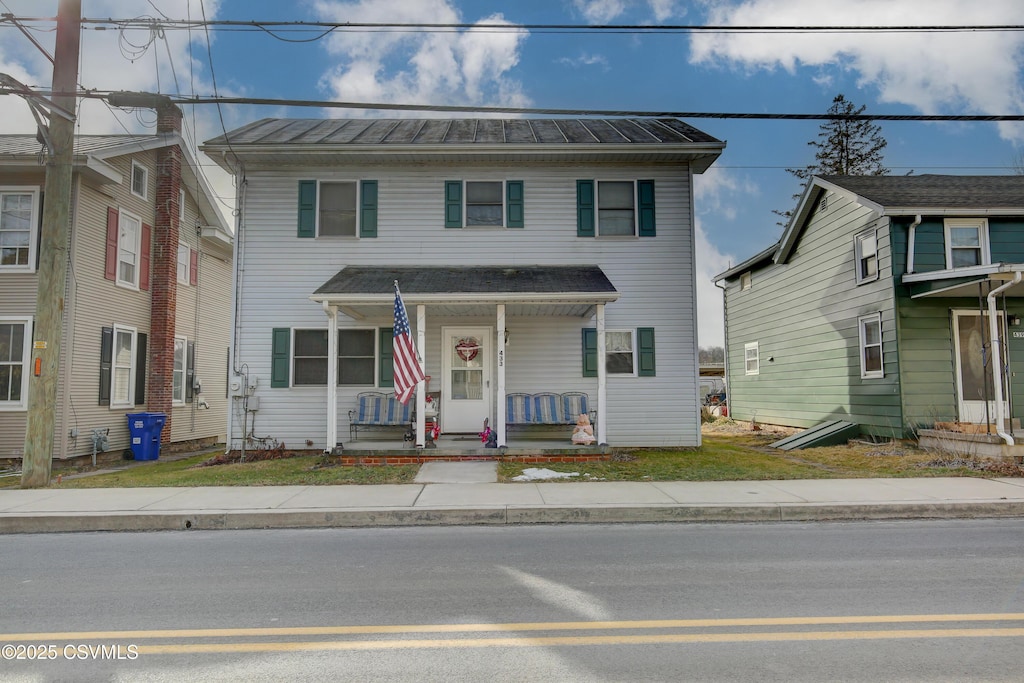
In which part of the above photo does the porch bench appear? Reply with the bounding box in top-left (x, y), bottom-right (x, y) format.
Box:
top-left (505, 392), bottom-right (595, 429)
top-left (348, 392), bottom-right (413, 441)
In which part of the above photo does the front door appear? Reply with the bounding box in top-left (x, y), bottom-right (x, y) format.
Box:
top-left (441, 327), bottom-right (492, 433)
top-left (952, 310), bottom-right (1009, 423)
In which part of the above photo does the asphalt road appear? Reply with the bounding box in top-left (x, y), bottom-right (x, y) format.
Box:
top-left (2, 520), bottom-right (1023, 682)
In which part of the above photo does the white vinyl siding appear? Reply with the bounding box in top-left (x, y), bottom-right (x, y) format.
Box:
top-left (230, 164), bottom-right (699, 447)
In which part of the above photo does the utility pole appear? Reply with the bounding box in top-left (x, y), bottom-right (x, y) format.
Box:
top-left (21, 0), bottom-right (81, 488)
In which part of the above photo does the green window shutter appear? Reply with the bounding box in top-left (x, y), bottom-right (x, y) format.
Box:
top-left (134, 333), bottom-right (147, 405)
top-left (379, 327), bottom-right (394, 388)
top-left (297, 180), bottom-right (316, 238)
top-left (582, 327), bottom-right (598, 377)
top-left (360, 180), bottom-right (378, 238)
top-left (506, 180), bottom-right (524, 228)
top-left (99, 326), bottom-right (112, 405)
top-left (638, 180), bottom-right (656, 237)
top-left (445, 180), bottom-right (462, 228)
top-left (637, 327), bottom-right (656, 377)
top-left (271, 328), bottom-right (291, 388)
top-left (577, 180), bottom-right (595, 237)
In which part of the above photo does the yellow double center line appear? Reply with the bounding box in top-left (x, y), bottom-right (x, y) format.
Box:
top-left (4, 613), bottom-right (1024, 655)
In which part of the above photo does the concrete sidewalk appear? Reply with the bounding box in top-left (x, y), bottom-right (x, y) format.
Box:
top-left (2, 464), bottom-right (1024, 533)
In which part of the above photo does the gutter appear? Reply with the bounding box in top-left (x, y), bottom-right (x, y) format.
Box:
top-left (987, 270), bottom-right (1022, 446)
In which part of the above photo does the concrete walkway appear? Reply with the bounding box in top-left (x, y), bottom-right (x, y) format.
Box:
top-left (2, 467), bottom-right (1024, 533)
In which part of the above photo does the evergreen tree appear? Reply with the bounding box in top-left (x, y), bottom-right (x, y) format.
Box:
top-left (776, 94), bottom-right (889, 221)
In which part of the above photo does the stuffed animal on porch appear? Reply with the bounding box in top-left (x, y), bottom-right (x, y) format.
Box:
top-left (571, 413), bottom-right (596, 445)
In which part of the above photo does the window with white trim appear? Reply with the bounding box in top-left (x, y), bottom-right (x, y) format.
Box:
top-left (318, 181), bottom-right (358, 236)
top-left (855, 229), bottom-right (878, 284)
top-left (117, 209), bottom-right (142, 288)
top-left (172, 336), bottom-right (187, 404)
top-left (464, 181), bottom-right (503, 226)
top-left (744, 341), bottom-right (759, 375)
top-left (0, 316), bottom-right (31, 410)
top-left (944, 218), bottom-right (990, 269)
top-left (858, 313), bottom-right (883, 379)
top-left (740, 271), bottom-right (752, 291)
top-left (292, 329), bottom-right (377, 386)
top-left (177, 243), bottom-right (189, 284)
top-left (606, 329), bottom-right (636, 375)
top-left (0, 187), bottom-right (39, 271)
top-left (111, 325), bottom-right (137, 407)
top-left (598, 181), bottom-right (636, 236)
top-left (130, 161), bottom-right (148, 199)
top-left (179, 188), bottom-right (186, 222)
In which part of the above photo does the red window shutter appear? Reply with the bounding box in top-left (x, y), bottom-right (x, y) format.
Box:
top-left (104, 207), bottom-right (118, 280)
top-left (140, 223), bottom-right (152, 291)
top-left (189, 248), bottom-right (198, 285)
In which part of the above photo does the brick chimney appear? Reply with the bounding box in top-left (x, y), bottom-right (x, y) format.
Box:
top-left (148, 102), bottom-right (183, 442)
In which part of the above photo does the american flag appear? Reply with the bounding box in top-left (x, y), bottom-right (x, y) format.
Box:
top-left (393, 281), bottom-right (425, 405)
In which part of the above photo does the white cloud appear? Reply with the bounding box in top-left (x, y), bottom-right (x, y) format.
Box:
top-left (558, 52), bottom-right (610, 69)
top-left (692, 168), bottom-right (757, 347)
top-left (690, 0), bottom-right (1024, 140)
top-left (571, 0), bottom-right (683, 22)
top-left (314, 0), bottom-right (529, 112)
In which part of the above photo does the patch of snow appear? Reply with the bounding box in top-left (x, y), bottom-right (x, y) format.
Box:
top-left (512, 468), bottom-right (580, 481)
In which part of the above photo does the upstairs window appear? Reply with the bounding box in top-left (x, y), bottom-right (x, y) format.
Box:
top-left (130, 161), bottom-right (148, 199)
top-left (445, 180), bottom-right (523, 228)
top-left (117, 210), bottom-right (142, 288)
top-left (855, 229), bottom-right (878, 284)
top-left (0, 188), bottom-right (39, 271)
top-left (740, 272), bottom-right (752, 291)
top-left (177, 243), bottom-right (189, 284)
top-left (944, 218), bottom-right (989, 269)
top-left (577, 179), bottom-right (655, 237)
top-left (319, 181), bottom-right (358, 236)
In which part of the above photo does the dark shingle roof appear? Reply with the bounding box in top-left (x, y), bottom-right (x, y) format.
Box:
top-left (821, 174), bottom-right (1024, 210)
top-left (205, 118), bottom-right (721, 147)
top-left (314, 265), bottom-right (617, 296)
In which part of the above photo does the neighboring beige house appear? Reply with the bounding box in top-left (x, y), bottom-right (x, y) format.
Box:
top-left (0, 105), bottom-right (233, 463)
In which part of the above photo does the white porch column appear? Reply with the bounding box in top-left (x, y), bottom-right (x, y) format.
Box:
top-left (596, 303), bottom-right (607, 445)
top-left (416, 304), bottom-right (426, 447)
top-left (325, 303), bottom-right (338, 451)
top-left (496, 304), bottom-right (507, 447)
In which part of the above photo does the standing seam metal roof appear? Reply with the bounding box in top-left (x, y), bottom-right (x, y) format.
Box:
top-left (203, 118), bottom-right (721, 147)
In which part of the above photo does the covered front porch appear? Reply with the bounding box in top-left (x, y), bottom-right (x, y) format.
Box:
top-left (310, 265), bottom-right (620, 453)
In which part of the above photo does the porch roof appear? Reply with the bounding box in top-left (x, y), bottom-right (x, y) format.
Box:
top-left (904, 263), bottom-right (1024, 298)
top-left (310, 265), bottom-right (619, 318)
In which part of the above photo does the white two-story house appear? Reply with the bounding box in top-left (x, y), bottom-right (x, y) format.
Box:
top-left (201, 118), bottom-right (724, 450)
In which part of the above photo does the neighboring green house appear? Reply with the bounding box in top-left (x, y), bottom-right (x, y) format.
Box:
top-left (714, 175), bottom-right (1024, 442)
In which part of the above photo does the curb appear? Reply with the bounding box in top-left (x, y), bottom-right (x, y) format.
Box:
top-left (2, 501), bottom-right (1023, 534)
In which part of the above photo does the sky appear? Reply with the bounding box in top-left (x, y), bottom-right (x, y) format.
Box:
top-left (2, 0), bottom-right (1024, 348)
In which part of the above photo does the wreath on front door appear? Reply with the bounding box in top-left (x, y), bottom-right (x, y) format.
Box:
top-left (455, 337), bottom-right (480, 362)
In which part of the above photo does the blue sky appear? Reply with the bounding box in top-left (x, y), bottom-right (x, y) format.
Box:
top-left (3, 0), bottom-right (1023, 346)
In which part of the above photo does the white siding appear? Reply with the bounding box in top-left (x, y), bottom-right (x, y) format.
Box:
top-left (232, 163), bottom-right (700, 448)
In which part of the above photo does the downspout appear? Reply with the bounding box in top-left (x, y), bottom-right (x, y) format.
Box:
top-left (906, 215), bottom-right (922, 274)
top-left (714, 278), bottom-right (729, 419)
top-left (987, 270), bottom-right (1022, 446)
top-left (224, 161), bottom-right (246, 454)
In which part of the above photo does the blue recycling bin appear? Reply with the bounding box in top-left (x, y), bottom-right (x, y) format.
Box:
top-left (126, 412), bottom-right (166, 461)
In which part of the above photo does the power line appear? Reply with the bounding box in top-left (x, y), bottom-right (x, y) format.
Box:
top-left (78, 92), bottom-right (1024, 122)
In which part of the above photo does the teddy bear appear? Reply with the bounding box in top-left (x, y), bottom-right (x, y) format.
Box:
top-left (571, 413), bottom-right (596, 445)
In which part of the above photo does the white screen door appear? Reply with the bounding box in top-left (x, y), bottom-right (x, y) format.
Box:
top-left (441, 327), bottom-right (491, 433)
top-left (952, 310), bottom-right (1008, 423)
